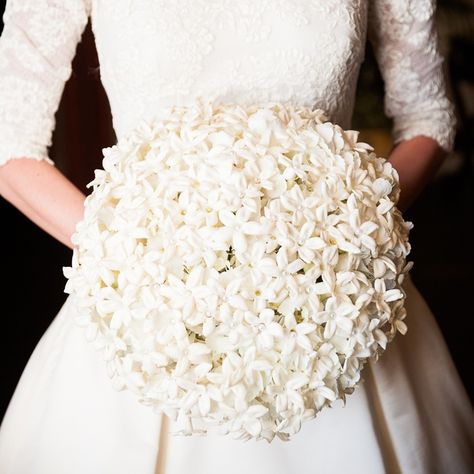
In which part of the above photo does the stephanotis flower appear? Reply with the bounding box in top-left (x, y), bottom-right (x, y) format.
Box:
top-left (63, 98), bottom-right (414, 443)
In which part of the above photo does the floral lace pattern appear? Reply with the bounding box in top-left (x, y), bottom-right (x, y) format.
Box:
top-left (0, 0), bottom-right (457, 167)
top-left (0, 0), bottom-right (91, 166)
top-left (367, 0), bottom-right (457, 151)
top-left (91, 0), bottom-right (368, 139)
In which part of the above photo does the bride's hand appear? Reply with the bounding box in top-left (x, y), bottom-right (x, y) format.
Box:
top-left (386, 135), bottom-right (448, 213)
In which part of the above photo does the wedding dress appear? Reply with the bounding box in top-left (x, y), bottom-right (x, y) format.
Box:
top-left (0, 1), bottom-right (473, 473)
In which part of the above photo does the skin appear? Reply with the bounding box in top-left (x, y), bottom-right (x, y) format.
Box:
top-left (386, 135), bottom-right (448, 213)
top-left (0, 158), bottom-right (86, 250)
top-left (0, 134), bottom-right (447, 250)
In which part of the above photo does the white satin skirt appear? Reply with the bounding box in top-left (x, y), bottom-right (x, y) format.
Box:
top-left (0, 273), bottom-right (473, 474)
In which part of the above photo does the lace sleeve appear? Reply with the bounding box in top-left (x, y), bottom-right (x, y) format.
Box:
top-left (367, 0), bottom-right (457, 153)
top-left (0, 0), bottom-right (91, 167)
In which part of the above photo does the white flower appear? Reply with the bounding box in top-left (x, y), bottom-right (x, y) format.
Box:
top-left (244, 308), bottom-right (284, 351)
top-left (63, 99), bottom-right (413, 443)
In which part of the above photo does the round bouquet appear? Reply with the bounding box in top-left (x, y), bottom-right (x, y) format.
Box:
top-left (63, 98), bottom-right (414, 443)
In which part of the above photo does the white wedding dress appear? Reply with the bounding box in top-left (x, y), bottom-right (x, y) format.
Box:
top-left (0, 1), bottom-right (473, 473)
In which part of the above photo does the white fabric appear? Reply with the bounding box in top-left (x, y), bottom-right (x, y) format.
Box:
top-left (0, 1), bottom-right (473, 473)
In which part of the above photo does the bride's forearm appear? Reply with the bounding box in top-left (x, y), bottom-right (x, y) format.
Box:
top-left (0, 157), bottom-right (86, 250)
top-left (387, 135), bottom-right (448, 213)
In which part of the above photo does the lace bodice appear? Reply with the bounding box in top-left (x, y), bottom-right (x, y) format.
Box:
top-left (0, 0), bottom-right (457, 167)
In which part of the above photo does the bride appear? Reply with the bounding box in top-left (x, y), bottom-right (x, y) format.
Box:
top-left (0, 0), bottom-right (473, 473)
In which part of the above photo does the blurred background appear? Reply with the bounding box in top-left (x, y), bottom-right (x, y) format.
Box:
top-left (1, 0), bottom-right (473, 421)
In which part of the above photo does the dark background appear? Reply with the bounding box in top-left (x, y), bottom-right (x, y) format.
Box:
top-left (1, 0), bottom-right (473, 421)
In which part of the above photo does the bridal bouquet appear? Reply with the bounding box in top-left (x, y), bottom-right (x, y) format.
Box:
top-left (63, 99), bottom-right (413, 443)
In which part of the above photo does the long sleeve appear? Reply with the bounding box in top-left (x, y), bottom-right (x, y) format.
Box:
top-left (0, 0), bottom-right (91, 167)
top-left (367, 0), bottom-right (457, 153)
